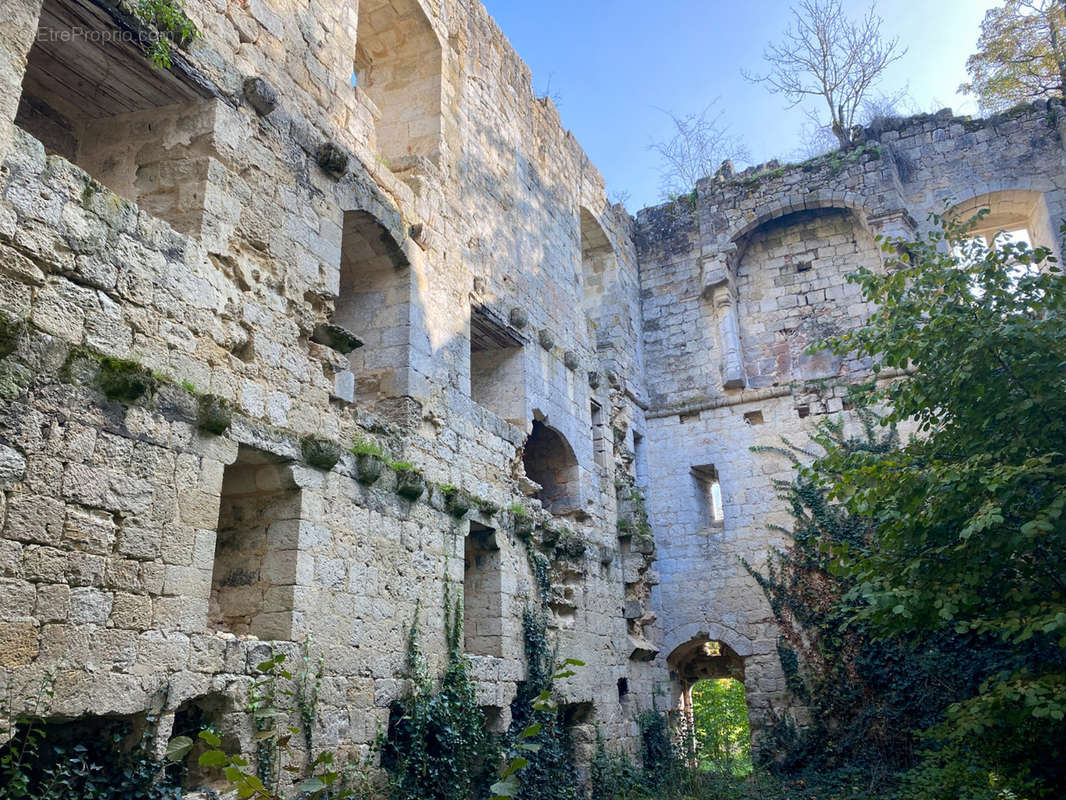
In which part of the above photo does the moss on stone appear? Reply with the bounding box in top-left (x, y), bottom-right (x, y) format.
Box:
top-left (96, 356), bottom-right (157, 404)
top-left (301, 435), bottom-right (343, 471)
top-left (554, 531), bottom-right (587, 560)
top-left (0, 313), bottom-right (25, 360)
top-left (393, 465), bottom-right (425, 500)
top-left (442, 486), bottom-right (472, 518)
top-left (355, 452), bottom-right (383, 485)
top-left (197, 394), bottom-right (232, 436)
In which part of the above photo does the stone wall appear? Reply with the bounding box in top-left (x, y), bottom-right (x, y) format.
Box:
top-left (636, 101), bottom-right (1066, 736)
top-left (2, 0), bottom-right (1065, 782)
top-left (0, 0), bottom-right (657, 783)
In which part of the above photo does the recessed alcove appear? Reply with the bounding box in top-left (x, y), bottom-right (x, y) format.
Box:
top-left (15, 0), bottom-right (216, 234)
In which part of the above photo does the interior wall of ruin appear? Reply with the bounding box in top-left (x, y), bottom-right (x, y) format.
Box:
top-left (2, 0), bottom-right (1066, 777)
top-left (636, 103), bottom-right (1066, 735)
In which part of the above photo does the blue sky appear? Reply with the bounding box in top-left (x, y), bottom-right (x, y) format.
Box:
top-left (481, 0), bottom-right (1000, 210)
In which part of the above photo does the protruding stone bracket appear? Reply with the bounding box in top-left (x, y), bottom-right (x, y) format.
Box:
top-left (700, 248), bottom-right (746, 390)
top-left (866, 208), bottom-right (918, 243)
top-left (311, 322), bottom-right (363, 354)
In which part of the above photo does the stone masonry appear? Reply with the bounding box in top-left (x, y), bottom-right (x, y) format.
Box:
top-left (0, 0), bottom-right (1065, 787)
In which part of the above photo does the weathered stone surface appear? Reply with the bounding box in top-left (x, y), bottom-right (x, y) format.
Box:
top-left (243, 76), bottom-right (279, 116)
top-left (311, 322), bottom-right (363, 355)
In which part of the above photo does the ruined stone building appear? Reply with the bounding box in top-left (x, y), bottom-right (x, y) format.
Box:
top-left (0, 0), bottom-right (1063, 787)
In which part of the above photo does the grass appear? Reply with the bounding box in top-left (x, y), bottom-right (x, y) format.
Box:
top-left (350, 435), bottom-right (384, 458)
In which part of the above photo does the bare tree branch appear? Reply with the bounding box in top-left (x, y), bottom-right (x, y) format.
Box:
top-left (744, 0), bottom-right (905, 148)
top-left (648, 101), bottom-right (749, 200)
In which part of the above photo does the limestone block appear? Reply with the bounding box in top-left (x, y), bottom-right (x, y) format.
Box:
top-left (63, 505), bottom-right (118, 555)
top-left (4, 494), bottom-right (64, 545)
top-left (69, 587), bottom-right (113, 625)
top-left (0, 444), bottom-right (26, 488)
top-left (0, 621), bottom-right (39, 667)
top-left (110, 592), bottom-right (153, 630)
top-left (35, 583), bottom-right (70, 623)
top-left (0, 578), bottom-right (34, 619)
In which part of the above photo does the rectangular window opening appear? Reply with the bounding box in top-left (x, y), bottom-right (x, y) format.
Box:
top-left (470, 305), bottom-right (524, 424)
top-left (209, 447), bottom-right (302, 641)
top-left (590, 400), bottom-right (608, 469)
top-left (633, 431), bottom-right (647, 489)
top-left (743, 410), bottom-right (765, 425)
top-left (464, 522), bottom-right (503, 657)
top-left (691, 464), bottom-right (724, 529)
top-left (16, 0), bottom-right (217, 235)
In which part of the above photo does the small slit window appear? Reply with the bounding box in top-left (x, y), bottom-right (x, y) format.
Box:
top-left (692, 464), bottom-right (724, 529)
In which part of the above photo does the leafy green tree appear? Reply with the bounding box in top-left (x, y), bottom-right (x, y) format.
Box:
top-left (689, 679), bottom-right (751, 774)
top-left (814, 212), bottom-right (1066, 795)
top-left (961, 1), bottom-right (1066, 113)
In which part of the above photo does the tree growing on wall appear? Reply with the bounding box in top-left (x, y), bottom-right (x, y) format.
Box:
top-left (649, 101), bottom-right (749, 200)
top-left (745, 0), bottom-right (905, 149)
top-left (960, 0), bottom-right (1066, 113)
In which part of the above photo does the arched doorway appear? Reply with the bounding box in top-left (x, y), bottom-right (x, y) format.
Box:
top-left (667, 635), bottom-right (752, 773)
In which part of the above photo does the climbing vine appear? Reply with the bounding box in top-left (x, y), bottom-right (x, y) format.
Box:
top-left (501, 606), bottom-right (579, 800)
top-left (380, 590), bottom-right (495, 800)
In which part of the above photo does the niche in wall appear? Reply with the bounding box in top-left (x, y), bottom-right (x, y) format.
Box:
top-left (15, 0), bottom-right (217, 234)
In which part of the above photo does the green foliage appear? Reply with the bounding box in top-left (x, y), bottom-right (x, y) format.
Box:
top-left (500, 607), bottom-right (578, 800)
top-left (171, 651), bottom-right (356, 800)
top-left (129, 0), bottom-right (200, 70)
top-left (801, 212), bottom-right (1066, 795)
top-left (350, 436), bottom-right (384, 458)
top-left (380, 589), bottom-right (494, 800)
top-left (96, 355), bottom-right (157, 404)
top-left (689, 679), bottom-right (751, 774)
top-left (0, 681), bottom-right (181, 800)
top-left (960, 0), bottom-right (1066, 113)
top-left (590, 713), bottom-right (788, 800)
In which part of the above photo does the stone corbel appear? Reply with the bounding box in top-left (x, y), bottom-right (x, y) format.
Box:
top-left (867, 208), bottom-right (918, 244)
top-left (700, 248), bottom-right (746, 390)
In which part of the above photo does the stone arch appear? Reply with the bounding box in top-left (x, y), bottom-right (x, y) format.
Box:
top-left (661, 621), bottom-right (755, 663)
top-left (666, 633), bottom-right (753, 751)
top-left (667, 634), bottom-right (746, 682)
top-left (522, 419), bottom-right (581, 515)
top-left (355, 0), bottom-right (443, 169)
top-left (334, 209), bottom-right (413, 406)
top-left (946, 188), bottom-right (1059, 259)
top-left (579, 207), bottom-right (614, 308)
top-left (728, 194), bottom-right (873, 260)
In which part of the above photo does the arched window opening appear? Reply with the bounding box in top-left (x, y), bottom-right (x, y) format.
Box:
top-left (15, 0), bottom-right (216, 235)
top-left (522, 420), bottom-right (581, 515)
top-left (354, 0), bottom-right (443, 170)
top-left (580, 208), bottom-right (614, 317)
top-left (335, 210), bottom-right (411, 407)
top-left (949, 190), bottom-right (1059, 267)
